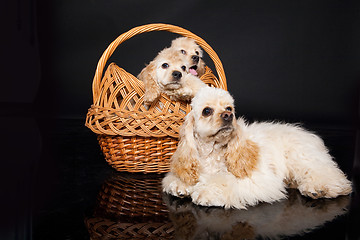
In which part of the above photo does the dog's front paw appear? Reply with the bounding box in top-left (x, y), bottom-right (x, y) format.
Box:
top-left (144, 89), bottom-right (160, 105)
top-left (191, 186), bottom-right (226, 207)
top-left (162, 173), bottom-right (192, 197)
top-left (191, 184), bottom-right (246, 209)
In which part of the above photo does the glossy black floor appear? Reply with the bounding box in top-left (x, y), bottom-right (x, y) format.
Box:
top-left (4, 119), bottom-right (359, 239)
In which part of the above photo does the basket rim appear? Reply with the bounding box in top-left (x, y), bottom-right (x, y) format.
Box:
top-left (85, 106), bottom-right (185, 137)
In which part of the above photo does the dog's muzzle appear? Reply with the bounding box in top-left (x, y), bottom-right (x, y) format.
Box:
top-left (172, 71), bottom-right (182, 81)
top-left (209, 111), bottom-right (234, 138)
top-left (221, 111), bottom-right (233, 124)
top-left (192, 55), bottom-right (200, 64)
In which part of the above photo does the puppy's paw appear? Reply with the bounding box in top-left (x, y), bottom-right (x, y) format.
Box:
top-left (144, 89), bottom-right (160, 105)
top-left (191, 186), bottom-right (226, 207)
top-left (162, 173), bottom-right (192, 198)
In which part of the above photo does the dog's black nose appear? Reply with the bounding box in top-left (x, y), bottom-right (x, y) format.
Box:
top-left (221, 111), bottom-right (233, 122)
top-left (172, 71), bottom-right (182, 80)
top-left (192, 55), bottom-right (199, 63)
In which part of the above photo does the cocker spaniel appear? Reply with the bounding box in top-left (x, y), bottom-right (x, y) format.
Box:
top-left (170, 37), bottom-right (206, 77)
top-left (162, 87), bottom-right (352, 209)
top-left (138, 38), bottom-right (206, 106)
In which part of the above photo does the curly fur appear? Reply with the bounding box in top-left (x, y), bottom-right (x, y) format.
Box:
top-left (162, 87), bottom-right (352, 209)
top-left (170, 112), bottom-right (200, 185)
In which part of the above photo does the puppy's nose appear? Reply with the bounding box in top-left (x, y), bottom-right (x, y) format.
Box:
top-left (172, 71), bottom-right (182, 80)
top-left (192, 55), bottom-right (199, 63)
top-left (221, 111), bottom-right (233, 123)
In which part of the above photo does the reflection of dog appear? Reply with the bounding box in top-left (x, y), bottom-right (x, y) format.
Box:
top-left (162, 87), bottom-right (352, 209)
top-left (170, 37), bottom-right (206, 77)
top-left (164, 190), bottom-right (350, 239)
top-left (138, 47), bottom-right (206, 106)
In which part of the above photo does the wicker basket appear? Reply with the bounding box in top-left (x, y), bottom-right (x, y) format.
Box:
top-left (85, 23), bottom-right (227, 173)
top-left (85, 173), bottom-right (174, 239)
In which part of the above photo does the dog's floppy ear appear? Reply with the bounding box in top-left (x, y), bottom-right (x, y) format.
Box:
top-left (138, 61), bottom-right (160, 106)
top-left (225, 123), bottom-right (259, 179)
top-left (197, 60), bottom-right (206, 77)
top-left (170, 111), bottom-right (199, 185)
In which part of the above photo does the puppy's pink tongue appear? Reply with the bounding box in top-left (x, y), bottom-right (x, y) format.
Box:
top-left (189, 68), bottom-right (198, 76)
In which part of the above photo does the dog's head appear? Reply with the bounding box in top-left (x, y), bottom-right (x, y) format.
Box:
top-left (190, 87), bottom-right (236, 142)
top-left (138, 48), bottom-right (189, 105)
top-left (172, 87), bottom-right (259, 183)
top-left (152, 48), bottom-right (189, 90)
top-left (171, 37), bottom-right (206, 77)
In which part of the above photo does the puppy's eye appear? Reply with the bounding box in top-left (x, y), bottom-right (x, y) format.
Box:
top-left (180, 49), bottom-right (187, 55)
top-left (181, 66), bottom-right (186, 71)
top-left (161, 63), bottom-right (169, 69)
top-left (195, 51), bottom-right (199, 55)
top-left (226, 107), bottom-right (232, 112)
top-left (202, 107), bottom-right (213, 117)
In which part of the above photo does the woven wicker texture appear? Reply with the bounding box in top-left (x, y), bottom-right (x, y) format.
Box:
top-left (85, 218), bottom-right (174, 240)
top-left (86, 64), bottom-right (219, 138)
top-left (97, 135), bottom-right (177, 173)
top-left (96, 173), bottom-right (169, 218)
top-left (85, 173), bottom-right (174, 239)
top-left (85, 23), bottom-right (227, 173)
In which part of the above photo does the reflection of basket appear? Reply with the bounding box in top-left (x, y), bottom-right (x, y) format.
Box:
top-left (96, 173), bottom-right (169, 218)
top-left (85, 173), bottom-right (174, 239)
top-left (85, 23), bottom-right (227, 173)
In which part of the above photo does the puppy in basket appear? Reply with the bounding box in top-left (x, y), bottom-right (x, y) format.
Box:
top-left (170, 37), bottom-right (206, 77)
top-left (138, 38), bottom-right (206, 106)
top-left (162, 87), bottom-right (352, 209)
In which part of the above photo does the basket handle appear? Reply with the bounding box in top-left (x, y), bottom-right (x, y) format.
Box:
top-left (92, 23), bottom-right (227, 102)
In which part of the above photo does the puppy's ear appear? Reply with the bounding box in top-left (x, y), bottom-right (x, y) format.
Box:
top-left (197, 60), bottom-right (206, 77)
top-left (225, 124), bottom-right (259, 179)
top-left (138, 61), bottom-right (160, 105)
top-left (170, 112), bottom-right (199, 185)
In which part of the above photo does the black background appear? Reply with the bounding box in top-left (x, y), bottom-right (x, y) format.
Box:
top-left (1, 0), bottom-right (360, 239)
top-left (34, 0), bottom-right (360, 124)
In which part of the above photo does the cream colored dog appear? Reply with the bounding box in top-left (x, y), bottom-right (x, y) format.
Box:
top-left (162, 87), bottom-right (352, 209)
top-left (170, 37), bottom-right (206, 77)
top-left (138, 47), bottom-right (206, 106)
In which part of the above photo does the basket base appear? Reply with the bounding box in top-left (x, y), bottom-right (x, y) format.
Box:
top-left (97, 135), bottom-right (177, 173)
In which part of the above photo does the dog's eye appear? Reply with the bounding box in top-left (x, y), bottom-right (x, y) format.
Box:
top-left (180, 49), bottom-right (187, 55)
top-left (226, 107), bottom-right (232, 112)
top-left (202, 107), bottom-right (213, 117)
top-left (181, 66), bottom-right (186, 71)
top-left (161, 63), bottom-right (169, 69)
top-left (195, 51), bottom-right (199, 55)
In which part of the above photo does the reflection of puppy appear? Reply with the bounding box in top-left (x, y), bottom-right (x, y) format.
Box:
top-left (138, 47), bottom-right (206, 106)
top-left (170, 37), bottom-right (206, 77)
top-left (163, 190), bottom-right (349, 239)
top-left (162, 87), bottom-right (352, 209)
